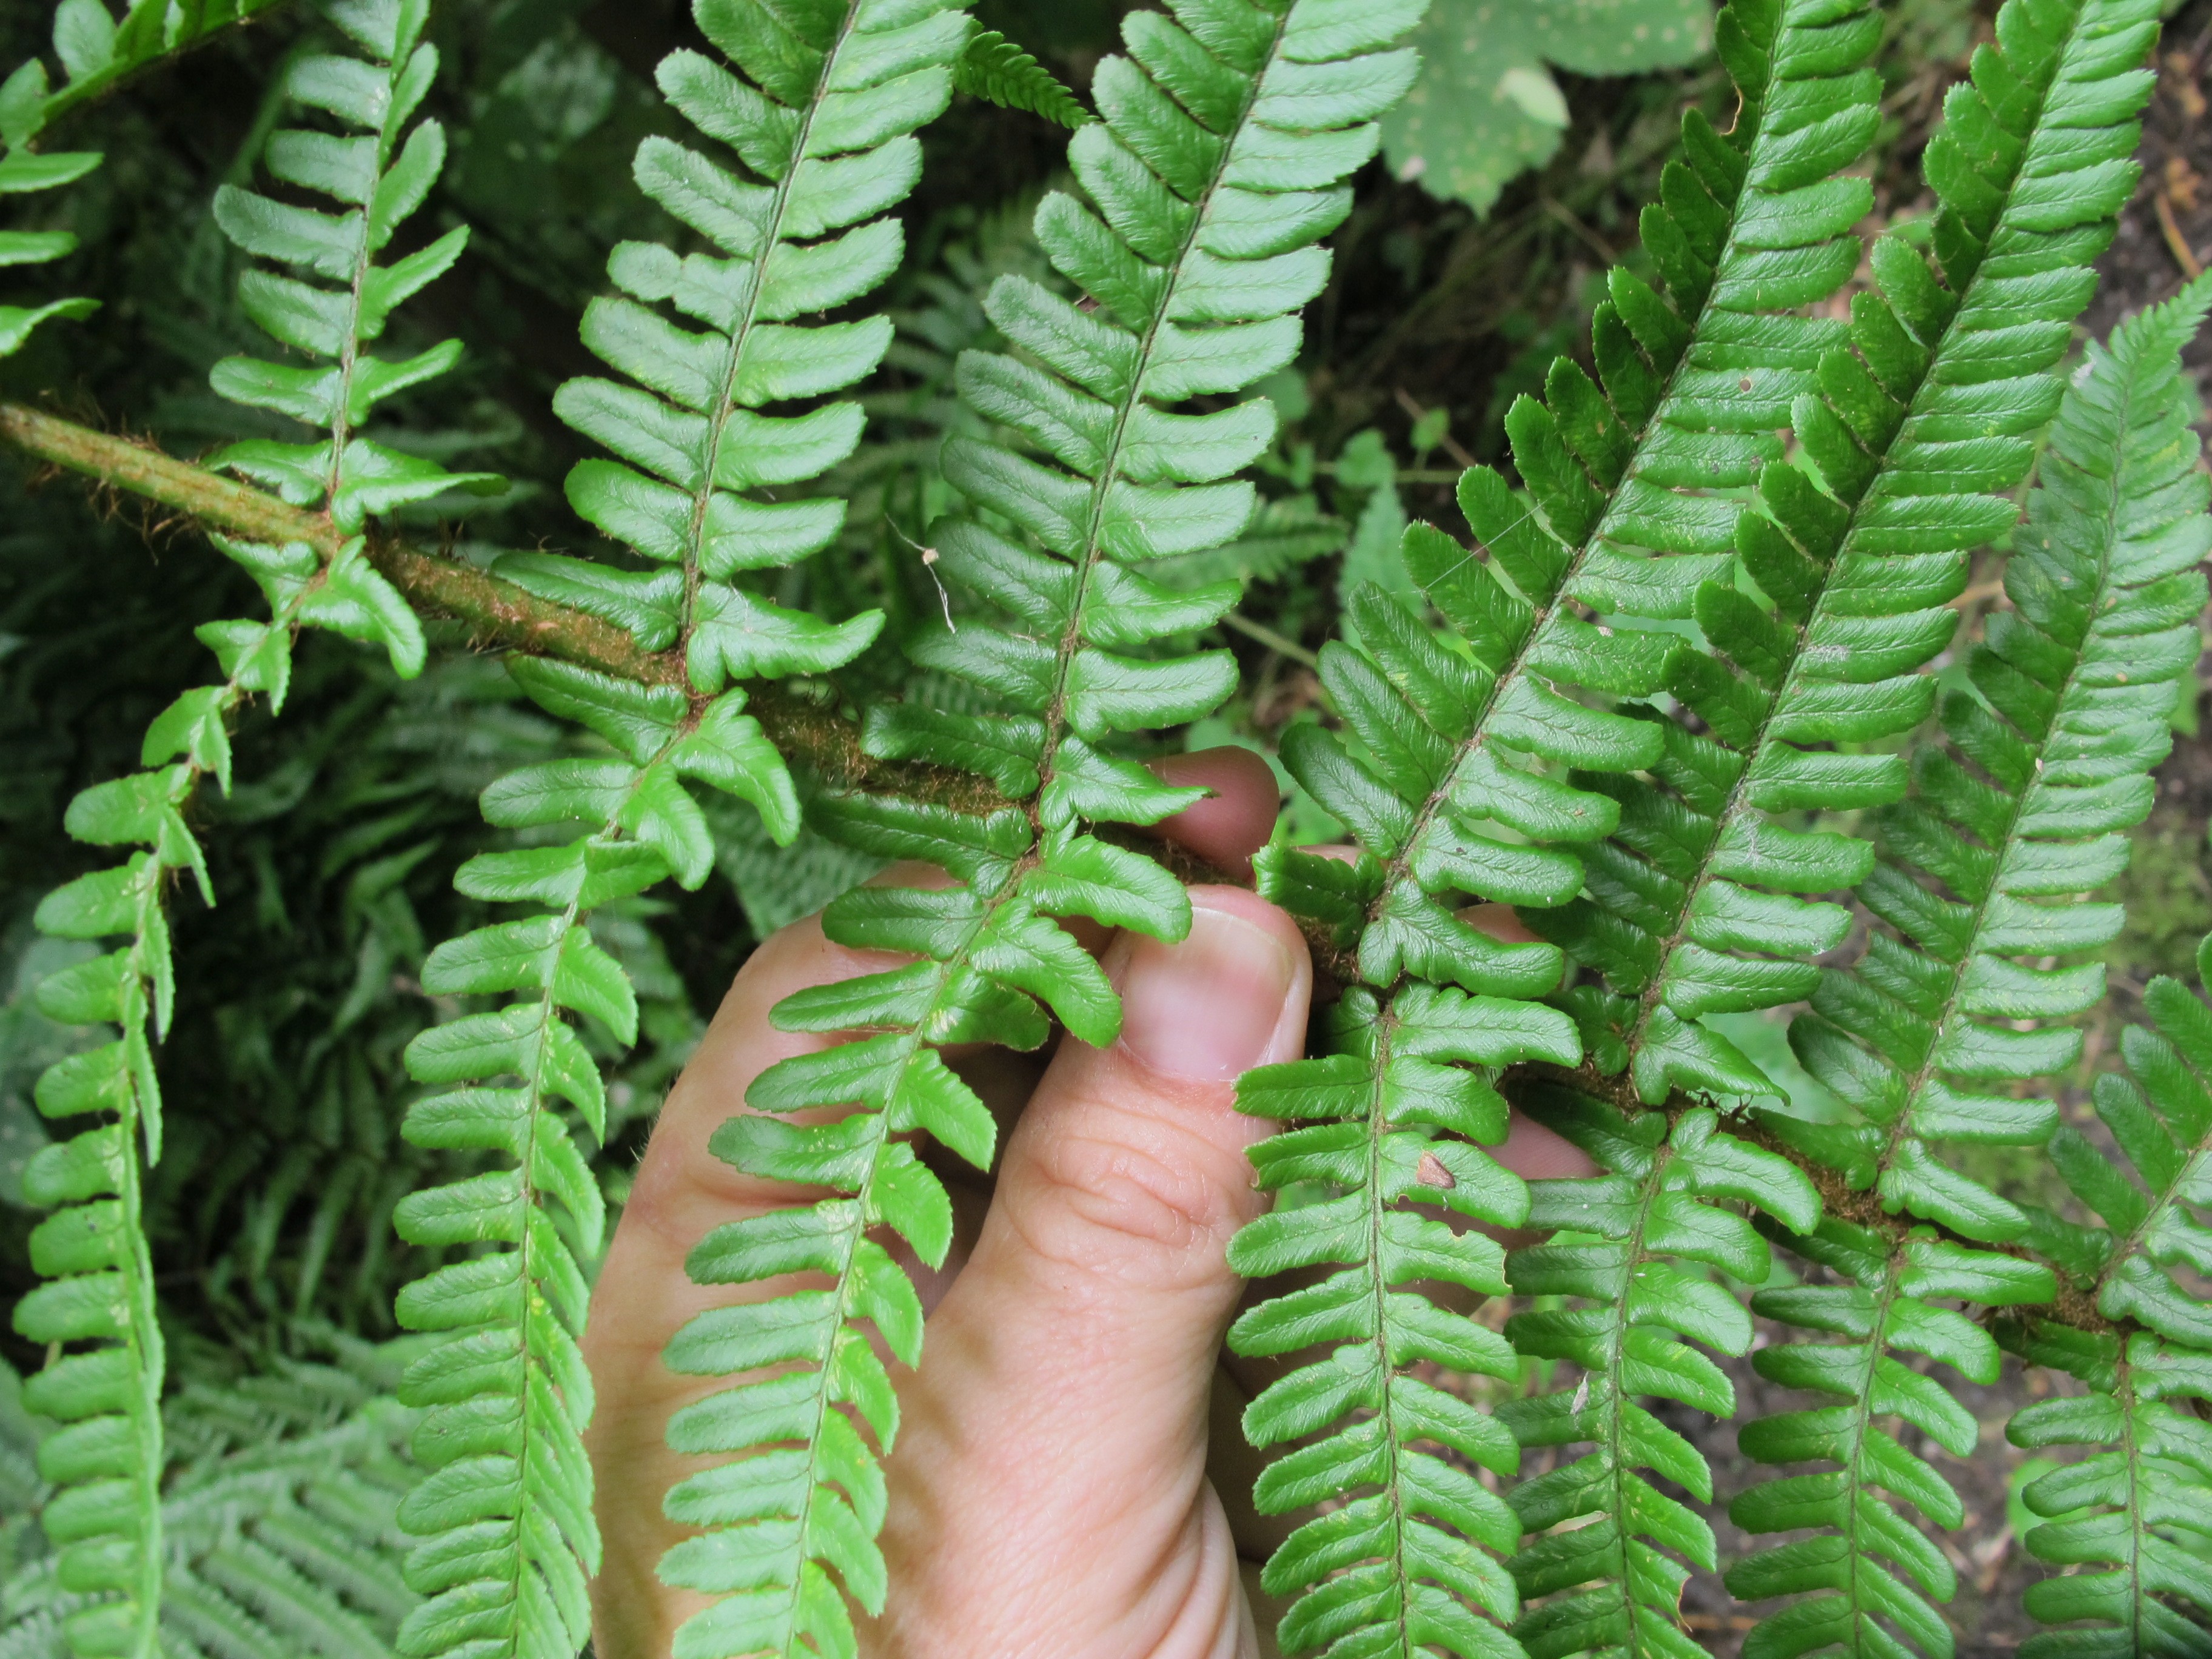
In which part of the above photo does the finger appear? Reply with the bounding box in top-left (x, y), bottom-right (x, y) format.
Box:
top-left (868, 885), bottom-right (1311, 1655)
top-left (1145, 745), bottom-right (1282, 877)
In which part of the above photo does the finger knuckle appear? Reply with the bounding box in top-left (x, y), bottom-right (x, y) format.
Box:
top-left (1011, 1108), bottom-right (1252, 1277)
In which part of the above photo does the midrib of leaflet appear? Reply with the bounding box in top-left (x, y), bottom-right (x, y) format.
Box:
top-left (1594, 1155), bottom-right (1664, 1651)
top-left (319, 109), bottom-right (382, 511)
top-left (1351, 1009), bottom-right (1417, 1648)
top-left (1357, 75), bottom-right (1787, 956)
top-left (1821, 1255), bottom-right (1909, 1643)
top-left (1615, 42), bottom-right (2079, 1068)
top-left (1868, 294), bottom-right (2133, 1197)
top-left (1321, 85), bottom-right (1814, 1081)
top-left (675, 0), bottom-right (863, 638)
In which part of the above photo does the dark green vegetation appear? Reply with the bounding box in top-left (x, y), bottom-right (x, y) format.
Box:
top-left (6, 0), bottom-right (2212, 1657)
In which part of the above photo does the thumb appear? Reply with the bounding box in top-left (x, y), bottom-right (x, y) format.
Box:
top-left (870, 885), bottom-right (1310, 1654)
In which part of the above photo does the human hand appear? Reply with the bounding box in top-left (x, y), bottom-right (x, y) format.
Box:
top-left (583, 749), bottom-right (1592, 1659)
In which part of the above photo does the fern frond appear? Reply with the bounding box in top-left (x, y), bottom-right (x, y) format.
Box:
top-left (207, 0), bottom-right (500, 531)
top-left (1227, 987), bottom-right (1580, 1655)
top-left (391, 5), bottom-right (981, 1651)
top-left (2046, 929), bottom-right (2212, 1351)
top-left (1760, 244), bottom-right (2210, 1255)
top-left (515, 0), bottom-right (976, 698)
top-left (1726, 1221), bottom-right (2054, 1657)
top-left (1230, 1), bottom-right (1877, 1647)
top-left (1495, 1088), bottom-right (1817, 1658)
top-left (1279, 0), bottom-right (1883, 1010)
top-left (0, 3), bottom-right (112, 357)
top-left (0, 0), bottom-right (274, 356)
top-left (951, 28), bottom-right (1089, 128)
top-left (390, 657), bottom-right (796, 1659)
top-left (13, 483), bottom-right (425, 1659)
top-left (675, 1), bottom-right (1429, 1652)
top-left (2005, 1323), bottom-right (2212, 1656)
top-left (1532, 0), bottom-right (2161, 1110)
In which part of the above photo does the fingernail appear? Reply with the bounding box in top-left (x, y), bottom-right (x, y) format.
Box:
top-left (1117, 903), bottom-right (1296, 1081)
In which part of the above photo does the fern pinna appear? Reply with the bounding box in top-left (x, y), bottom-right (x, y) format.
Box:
top-left (386, 2), bottom-right (976, 1658)
top-left (673, 0), bottom-right (1430, 1651)
top-left (2005, 932), bottom-right (2212, 1654)
top-left (13, 2), bottom-right (457, 1651)
top-left (206, 0), bottom-right (500, 529)
top-left (1726, 139), bottom-right (2207, 1659)
top-left (1230, 0), bottom-right (1883, 1650)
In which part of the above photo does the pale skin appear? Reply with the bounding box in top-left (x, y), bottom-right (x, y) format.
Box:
top-left (582, 748), bottom-right (1594, 1659)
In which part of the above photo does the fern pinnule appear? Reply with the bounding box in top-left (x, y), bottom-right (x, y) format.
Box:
top-left (207, 0), bottom-right (501, 532)
top-left (952, 29), bottom-right (1089, 129)
top-left (1234, 0), bottom-right (1883, 1647)
top-left (1, 0), bottom-right (286, 158)
top-left (517, 0), bottom-right (977, 700)
top-left (2, 1350), bottom-right (423, 1659)
top-left (1722, 203), bottom-right (2208, 1659)
top-left (2000, 933), bottom-right (2212, 1652)
top-left (389, 6), bottom-right (981, 1655)
top-left (1760, 242), bottom-right (2208, 1250)
top-left (674, 0), bottom-right (1430, 1652)
top-left (15, 436), bottom-right (427, 1659)
top-left (0, 123), bottom-right (97, 358)
top-left (390, 656), bottom-right (796, 1659)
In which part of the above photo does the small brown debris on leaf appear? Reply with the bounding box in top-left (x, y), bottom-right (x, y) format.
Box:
top-left (1415, 1150), bottom-right (1455, 1189)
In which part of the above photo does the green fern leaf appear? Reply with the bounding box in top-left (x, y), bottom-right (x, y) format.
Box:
top-left (953, 28), bottom-right (1090, 128)
top-left (683, 1), bottom-right (1431, 1652)
top-left (1999, 931), bottom-right (2212, 1652)
top-left (0, 11), bottom-right (105, 359)
top-left (2, 0), bottom-right (286, 147)
top-left (1759, 222), bottom-right (2210, 1255)
top-left (526, 0), bottom-right (976, 702)
top-left (1497, 1088), bottom-right (1817, 1658)
top-left (1230, 988), bottom-right (1578, 1655)
top-left (391, 657), bottom-right (795, 1659)
top-left (2005, 1322), bottom-right (2212, 1657)
top-left (2046, 930), bottom-right (2212, 1350)
top-left (1529, 0), bottom-right (2162, 1114)
top-left (1, 1349), bottom-right (424, 1659)
top-left (13, 301), bottom-right (447, 1659)
top-left (1721, 159), bottom-right (2208, 1659)
top-left (1233, 0), bottom-right (1879, 1647)
top-left (1726, 1221), bottom-right (2054, 1658)
top-left (206, 0), bottom-right (502, 534)
top-left (0, 0), bottom-right (265, 354)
